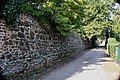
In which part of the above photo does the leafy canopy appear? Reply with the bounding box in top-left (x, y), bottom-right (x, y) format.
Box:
top-left (21, 0), bottom-right (84, 36)
top-left (81, 0), bottom-right (114, 39)
top-left (0, 0), bottom-right (117, 38)
top-left (111, 5), bottom-right (120, 41)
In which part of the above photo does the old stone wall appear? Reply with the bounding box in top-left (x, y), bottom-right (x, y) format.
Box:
top-left (0, 19), bottom-right (5, 58)
top-left (0, 14), bottom-right (89, 76)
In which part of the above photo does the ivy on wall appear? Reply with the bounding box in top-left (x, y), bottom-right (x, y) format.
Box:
top-left (0, 0), bottom-right (22, 28)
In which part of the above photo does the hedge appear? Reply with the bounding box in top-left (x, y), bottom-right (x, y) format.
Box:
top-left (107, 38), bottom-right (119, 60)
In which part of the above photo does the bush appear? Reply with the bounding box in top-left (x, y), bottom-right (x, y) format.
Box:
top-left (108, 38), bottom-right (116, 43)
top-left (107, 38), bottom-right (119, 60)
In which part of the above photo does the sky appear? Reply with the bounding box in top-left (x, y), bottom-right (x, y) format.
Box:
top-left (115, 3), bottom-right (120, 9)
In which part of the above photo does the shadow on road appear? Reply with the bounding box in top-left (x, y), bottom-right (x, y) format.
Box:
top-left (41, 47), bottom-right (113, 80)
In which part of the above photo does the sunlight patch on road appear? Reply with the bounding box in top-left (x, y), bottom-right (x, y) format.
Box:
top-left (82, 64), bottom-right (96, 70)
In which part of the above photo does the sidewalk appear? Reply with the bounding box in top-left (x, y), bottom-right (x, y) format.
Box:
top-left (40, 47), bottom-right (120, 80)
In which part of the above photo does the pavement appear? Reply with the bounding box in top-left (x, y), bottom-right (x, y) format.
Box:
top-left (40, 47), bottom-right (120, 80)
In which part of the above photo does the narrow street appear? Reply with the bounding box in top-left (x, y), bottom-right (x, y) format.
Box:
top-left (40, 47), bottom-right (120, 80)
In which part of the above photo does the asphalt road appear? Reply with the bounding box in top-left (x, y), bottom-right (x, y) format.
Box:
top-left (40, 47), bottom-right (120, 80)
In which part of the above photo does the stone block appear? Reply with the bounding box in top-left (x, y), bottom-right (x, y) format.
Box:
top-left (30, 31), bottom-right (35, 39)
top-left (18, 32), bottom-right (25, 38)
top-left (20, 27), bottom-right (24, 32)
top-left (8, 40), bottom-right (13, 45)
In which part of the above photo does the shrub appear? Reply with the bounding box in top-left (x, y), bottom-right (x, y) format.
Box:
top-left (108, 38), bottom-right (116, 43)
top-left (107, 38), bottom-right (119, 60)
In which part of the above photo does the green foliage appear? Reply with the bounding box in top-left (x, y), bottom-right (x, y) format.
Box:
top-left (108, 38), bottom-right (117, 43)
top-left (111, 9), bottom-right (120, 41)
top-left (0, 0), bottom-right (22, 28)
top-left (107, 38), bottom-right (119, 60)
top-left (21, 0), bottom-right (84, 36)
top-left (0, 0), bottom-right (116, 37)
top-left (108, 43), bottom-right (118, 60)
top-left (21, 0), bottom-right (115, 37)
top-left (81, 0), bottom-right (114, 38)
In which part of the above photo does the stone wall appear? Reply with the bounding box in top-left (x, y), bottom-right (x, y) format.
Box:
top-left (0, 14), bottom-right (89, 76)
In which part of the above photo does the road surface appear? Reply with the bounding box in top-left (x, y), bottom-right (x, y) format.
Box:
top-left (40, 47), bottom-right (120, 80)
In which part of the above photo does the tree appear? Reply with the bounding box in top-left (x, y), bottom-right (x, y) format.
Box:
top-left (81, 0), bottom-right (114, 39)
top-left (111, 7), bottom-right (120, 41)
top-left (21, 0), bottom-right (85, 36)
top-left (0, 0), bottom-right (116, 38)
